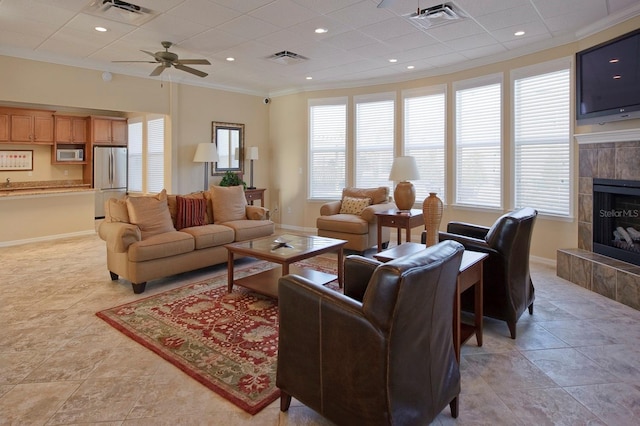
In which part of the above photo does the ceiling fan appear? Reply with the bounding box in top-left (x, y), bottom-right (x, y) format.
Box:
top-left (113, 41), bottom-right (211, 77)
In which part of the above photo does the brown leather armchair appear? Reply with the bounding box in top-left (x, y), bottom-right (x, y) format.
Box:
top-left (438, 207), bottom-right (537, 339)
top-left (277, 240), bottom-right (464, 426)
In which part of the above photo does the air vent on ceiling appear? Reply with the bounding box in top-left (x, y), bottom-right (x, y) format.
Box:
top-left (83, 0), bottom-right (157, 26)
top-left (267, 50), bottom-right (309, 65)
top-left (409, 3), bottom-right (465, 29)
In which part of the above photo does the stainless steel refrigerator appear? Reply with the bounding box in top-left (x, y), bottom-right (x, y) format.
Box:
top-left (94, 146), bottom-right (127, 218)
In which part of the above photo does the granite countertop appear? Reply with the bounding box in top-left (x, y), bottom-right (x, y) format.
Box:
top-left (0, 180), bottom-right (93, 197)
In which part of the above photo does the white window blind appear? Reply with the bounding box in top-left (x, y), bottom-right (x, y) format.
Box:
top-left (403, 88), bottom-right (446, 203)
top-left (147, 117), bottom-right (165, 194)
top-left (309, 99), bottom-right (347, 199)
top-left (514, 67), bottom-right (570, 216)
top-left (127, 121), bottom-right (143, 193)
top-left (455, 79), bottom-right (502, 208)
top-left (355, 94), bottom-right (395, 189)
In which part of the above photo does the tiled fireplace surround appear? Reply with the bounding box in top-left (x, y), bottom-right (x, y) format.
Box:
top-left (557, 129), bottom-right (640, 311)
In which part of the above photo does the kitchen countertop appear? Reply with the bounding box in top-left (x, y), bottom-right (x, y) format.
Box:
top-left (0, 180), bottom-right (93, 197)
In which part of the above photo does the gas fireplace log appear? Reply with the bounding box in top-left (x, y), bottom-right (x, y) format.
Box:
top-left (627, 227), bottom-right (640, 241)
top-left (617, 226), bottom-right (634, 246)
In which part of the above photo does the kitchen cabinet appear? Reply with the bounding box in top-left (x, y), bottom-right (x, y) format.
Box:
top-left (55, 116), bottom-right (88, 143)
top-left (9, 109), bottom-right (54, 144)
top-left (0, 113), bottom-right (8, 142)
top-left (91, 117), bottom-right (127, 146)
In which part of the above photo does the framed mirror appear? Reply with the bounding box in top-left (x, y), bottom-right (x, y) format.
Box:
top-left (212, 121), bottom-right (244, 175)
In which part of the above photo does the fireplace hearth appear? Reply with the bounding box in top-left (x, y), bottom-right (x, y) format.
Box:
top-left (593, 178), bottom-right (640, 266)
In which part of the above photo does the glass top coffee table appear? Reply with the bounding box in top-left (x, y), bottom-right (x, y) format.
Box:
top-left (225, 234), bottom-right (347, 298)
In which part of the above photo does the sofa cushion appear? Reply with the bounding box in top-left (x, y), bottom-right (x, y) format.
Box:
top-left (104, 197), bottom-right (129, 223)
top-left (316, 214), bottom-right (369, 235)
top-left (340, 196), bottom-right (371, 215)
top-left (343, 187), bottom-right (389, 205)
top-left (211, 185), bottom-right (247, 224)
top-left (126, 189), bottom-right (176, 239)
top-left (175, 196), bottom-right (208, 230)
top-left (128, 231), bottom-right (194, 262)
top-left (180, 224), bottom-right (235, 249)
top-left (222, 220), bottom-right (275, 242)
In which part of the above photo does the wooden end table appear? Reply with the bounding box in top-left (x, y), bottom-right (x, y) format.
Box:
top-left (374, 209), bottom-right (424, 252)
top-left (244, 188), bottom-right (265, 206)
top-left (374, 242), bottom-right (487, 362)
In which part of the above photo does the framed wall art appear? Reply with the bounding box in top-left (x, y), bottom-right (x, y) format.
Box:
top-left (0, 150), bottom-right (33, 171)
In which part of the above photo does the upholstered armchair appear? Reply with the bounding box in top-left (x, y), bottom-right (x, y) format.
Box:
top-left (277, 240), bottom-right (465, 426)
top-left (438, 207), bottom-right (538, 339)
top-left (316, 187), bottom-right (396, 253)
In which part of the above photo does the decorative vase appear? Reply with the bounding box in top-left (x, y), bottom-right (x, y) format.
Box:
top-left (422, 192), bottom-right (443, 247)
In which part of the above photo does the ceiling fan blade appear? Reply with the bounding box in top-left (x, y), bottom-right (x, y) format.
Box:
top-left (149, 65), bottom-right (166, 76)
top-left (176, 59), bottom-right (211, 65)
top-left (174, 64), bottom-right (208, 78)
top-left (141, 50), bottom-right (157, 59)
top-left (112, 60), bottom-right (157, 63)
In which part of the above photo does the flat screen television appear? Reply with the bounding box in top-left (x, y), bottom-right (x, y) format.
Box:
top-left (576, 28), bottom-right (640, 125)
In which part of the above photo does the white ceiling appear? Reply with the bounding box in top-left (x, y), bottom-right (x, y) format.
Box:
top-left (1, 0), bottom-right (639, 96)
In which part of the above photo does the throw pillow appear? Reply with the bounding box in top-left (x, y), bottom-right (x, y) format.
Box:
top-left (175, 196), bottom-right (207, 230)
top-left (210, 185), bottom-right (247, 223)
top-left (104, 197), bottom-right (129, 223)
top-left (340, 196), bottom-right (372, 215)
top-left (126, 189), bottom-right (176, 239)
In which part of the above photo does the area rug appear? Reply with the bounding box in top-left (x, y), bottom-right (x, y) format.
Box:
top-left (96, 256), bottom-right (338, 415)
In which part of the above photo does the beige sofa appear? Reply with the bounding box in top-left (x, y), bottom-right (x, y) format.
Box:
top-left (98, 185), bottom-right (274, 294)
top-left (316, 187), bottom-right (396, 253)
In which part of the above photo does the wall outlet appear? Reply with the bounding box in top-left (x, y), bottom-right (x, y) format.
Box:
top-left (287, 206), bottom-right (292, 214)
top-left (63, 170), bottom-right (68, 176)
top-left (28, 171), bottom-right (32, 176)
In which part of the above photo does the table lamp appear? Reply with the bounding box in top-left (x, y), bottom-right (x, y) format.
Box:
top-left (389, 156), bottom-right (420, 211)
top-left (246, 146), bottom-right (259, 189)
top-left (193, 143), bottom-right (219, 190)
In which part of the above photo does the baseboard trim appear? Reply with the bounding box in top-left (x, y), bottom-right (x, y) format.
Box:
top-left (0, 229), bottom-right (96, 247)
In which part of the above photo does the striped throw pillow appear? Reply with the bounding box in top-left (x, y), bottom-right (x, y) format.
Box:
top-left (175, 196), bottom-right (207, 230)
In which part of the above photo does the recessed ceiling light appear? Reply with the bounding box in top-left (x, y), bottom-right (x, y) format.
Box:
top-left (95, 26), bottom-right (108, 32)
top-left (315, 28), bottom-right (328, 34)
top-left (613, 75), bottom-right (622, 79)
top-left (389, 58), bottom-right (398, 63)
top-left (514, 30), bottom-right (525, 36)
top-left (609, 58), bottom-right (619, 63)
top-left (306, 76), bottom-right (313, 80)
top-left (226, 57), bottom-right (235, 62)
top-left (407, 65), bottom-right (415, 70)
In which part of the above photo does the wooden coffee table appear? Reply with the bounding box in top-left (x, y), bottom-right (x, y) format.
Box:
top-left (374, 242), bottom-right (488, 362)
top-left (225, 234), bottom-right (347, 298)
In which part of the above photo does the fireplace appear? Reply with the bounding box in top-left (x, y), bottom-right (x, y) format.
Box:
top-left (593, 178), bottom-right (640, 266)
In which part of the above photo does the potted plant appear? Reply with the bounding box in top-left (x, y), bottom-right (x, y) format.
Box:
top-left (219, 171), bottom-right (247, 189)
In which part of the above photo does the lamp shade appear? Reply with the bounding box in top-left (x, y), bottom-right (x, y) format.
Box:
top-left (193, 143), bottom-right (219, 163)
top-left (389, 156), bottom-right (420, 182)
top-left (246, 146), bottom-right (259, 160)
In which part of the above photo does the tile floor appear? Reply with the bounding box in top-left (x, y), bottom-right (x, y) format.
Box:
top-left (1, 231), bottom-right (640, 425)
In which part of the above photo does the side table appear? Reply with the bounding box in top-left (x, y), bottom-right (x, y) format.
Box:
top-left (245, 188), bottom-right (265, 206)
top-left (374, 208), bottom-right (424, 252)
top-left (374, 242), bottom-right (487, 362)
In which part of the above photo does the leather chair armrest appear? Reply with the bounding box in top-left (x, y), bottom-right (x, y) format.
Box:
top-left (446, 221), bottom-right (490, 240)
top-left (439, 231), bottom-right (498, 256)
top-left (246, 205), bottom-right (269, 220)
top-left (320, 201), bottom-right (341, 216)
top-left (344, 255), bottom-right (381, 302)
top-left (361, 201), bottom-right (397, 222)
top-left (98, 222), bottom-right (141, 253)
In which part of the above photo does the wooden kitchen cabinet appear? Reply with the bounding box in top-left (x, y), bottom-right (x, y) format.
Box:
top-left (55, 116), bottom-right (88, 143)
top-left (0, 113), bottom-right (8, 142)
top-left (91, 116), bottom-right (127, 146)
top-left (9, 109), bottom-right (54, 144)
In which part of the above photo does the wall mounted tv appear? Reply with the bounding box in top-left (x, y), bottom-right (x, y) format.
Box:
top-left (576, 28), bottom-right (640, 125)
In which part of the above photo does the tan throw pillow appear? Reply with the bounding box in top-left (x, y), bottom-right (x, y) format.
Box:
top-left (340, 196), bottom-right (371, 215)
top-left (210, 185), bottom-right (247, 223)
top-left (343, 187), bottom-right (389, 205)
top-left (126, 189), bottom-right (176, 239)
top-left (175, 196), bottom-right (207, 230)
top-left (104, 197), bottom-right (129, 223)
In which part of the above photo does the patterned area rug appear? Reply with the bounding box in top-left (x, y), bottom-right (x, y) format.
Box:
top-left (96, 256), bottom-right (338, 415)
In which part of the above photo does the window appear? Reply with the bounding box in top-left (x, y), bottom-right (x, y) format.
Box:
top-left (355, 93), bottom-right (395, 189)
top-left (513, 63), bottom-right (571, 216)
top-left (454, 75), bottom-right (502, 208)
top-left (309, 98), bottom-right (347, 199)
top-left (403, 86), bottom-right (446, 203)
top-left (128, 115), bottom-right (166, 194)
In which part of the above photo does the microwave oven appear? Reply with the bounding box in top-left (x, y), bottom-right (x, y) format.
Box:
top-left (56, 149), bottom-right (84, 162)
